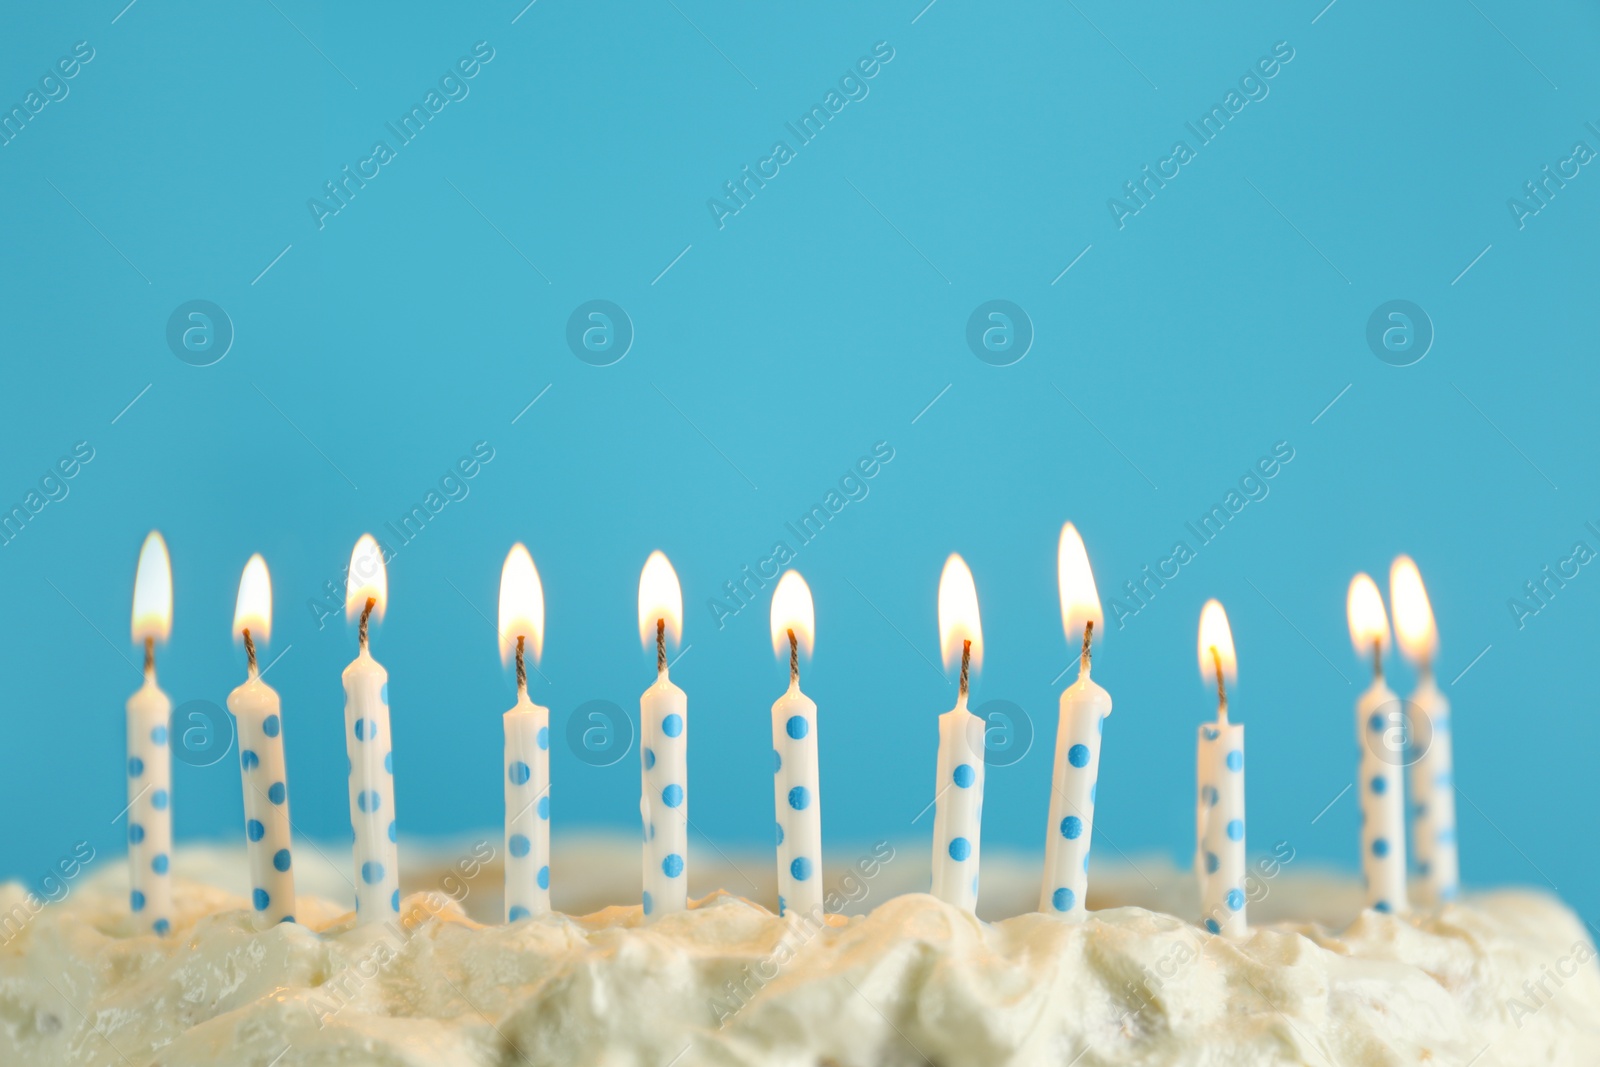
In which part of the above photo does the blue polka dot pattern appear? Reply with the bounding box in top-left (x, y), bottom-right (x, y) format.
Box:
top-left (1051, 887), bottom-right (1075, 912)
top-left (273, 849), bottom-right (292, 872)
top-left (1068, 744), bottom-right (1090, 768)
top-left (662, 853), bottom-right (684, 878)
top-left (775, 822), bottom-right (784, 846)
top-left (662, 713), bottom-right (683, 738)
top-left (777, 895), bottom-right (786, 917)
top-left (1205, 918), bottom-right (1221, 934)
top-left (151, 789), bottom-right (169, 811)
top-left (387, 820), bottom-right (397, 842)
top-left (788, 786), bottom-right (810, 810)
top-left (1372, 837), bottom-right (1389, 858)
top-left (379, 682), bottom-right (389, 705)
top-left (771, 749), bottom-right (780, 773)
top-left (1060, 815), bottom-right (1083, 840)
top-left (1371, 775), bottom-right (1387, 794)
top-left (262, 715), bottom-right (280, 738)
top-left (246, 819), bottom-right (265, 842)
top-left (791, 857), bottom-right (812, 881)
top-left (537, 726), bottom-right (549, 750)
top-left (645, 748), bottom-right (657, 771)
top-left (953, 763), bottom-right (976, 788)
top-left (357, 789), bottom-right (380, 813)
top-left (662, 784), bottom-right (684, 808)
top-left (1202, 726), bottom-right (1219, 741)
top-left (508, 761), bottom-right (530, 785)
top-left (1205, 851), bottom-right (1219, 874)
top-left (151, 854), bottom-right (169, 874)
top-left (384, 752), bottom-right (394, 774)
top-left (362, 861), bottom-right (384, 884)
top-left (537, 865), bottom-right (550, 890)
top-left (129, 823), bottom-right (145, 844)
top-left (508, 905), bottom-right (530, 922)
top-left (151, 724), bottom-right (167, 745)
top-left (510, 834), bottom-right (530, 857)
top-left (786, 716), bottom-right (808, 740)
top-left (1201, 785), bottom-right (1218, 806)
top-left (241, 750), bottom-right (259, 771)
top-left (1226, 750), bottom-right (1243, 772)
top-left (128, 757), bottom-right (144, 777)
top-left (948, 837), bottom-right (972, 862)
top-left (268, 782), bottom-right (286, 805)
top-left (642, 891), bottom-right (653, 916)
top-left (1226, 888), bottom-right (1245, 911)
top-left (1373, 900), bottom-right (1392, 914)
top-left (354, 718), bottom-right (374, 741)
top-left (1226, 820), bottom-right (1244, 842)
top-left (537, 796), bottom-right (550, 820)
top-left (153, 918), bottom-right (170, 936)
top-left (391, 889), bottom-right (400, 912)
top-left (1369, 712), bottom-right (1384, 733)
top-left (253, 888), bottom-right (270, 911)
top-left (131, 890), bottom-right (145, 911)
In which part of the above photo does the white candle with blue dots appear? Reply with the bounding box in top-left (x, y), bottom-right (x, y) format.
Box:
top-left (499, 544), bottom-right (551, 921)
top-left (1195, 599), bottom-right (1246, 937)
top-left (1391, 556), bottom-right (1459, 906)
top-left (1349, 573), bottom-right (1407, 914)
top-left (769, 571), bottom-right (821, 920)
top-left (127, 531), bottom-right (174, 936)
top-left (227, 554), bottom-right (296, 927)
top-left (931, 554), bottom-right (985, 913)
top-left (342, 535), bottom-right (401, 925)
top-left (639, 551), bottom-right (688, 919)
top-left (1039, 524), bottom-right (1112, 920)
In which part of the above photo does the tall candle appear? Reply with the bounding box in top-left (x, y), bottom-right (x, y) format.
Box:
top-left (1195, 599), bottom-right (1246, 936)
top-left (499, 543), bottom-right (550, 921)
top-left (228, 554), bottom-right (296, 926)
top-left (342, 534), bottom-right (400, 923)
top-left (1039, 523), bottom-right (1111, 918)
top-left (1348, 573), bottom-right (1406, 914)
top-left (638, 551), bottom-right (687, 918)
top-left (769, 571), bottom-right (820, 919)
top-left (1391, 556), bottom-right (1459, 905)
top-left (931, 554), bottom-right (984, 912)
top-left (127, 531), bottom-right (173, 936)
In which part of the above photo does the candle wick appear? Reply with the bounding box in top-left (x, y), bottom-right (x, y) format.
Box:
top-left (958, 639), bottom-right (971, 700)
top-left (788, 628), bottom-right (798, 686)
top-left (358, 597), bottom-right (376, 650)
top-left (143, 636), bottom-right (155, 682)
top-left (1372, 639), bottom-right (1383, 683)
top-left (515, 634), bottom-right (527, 695)
top-left (656, 618), bottom-right (666, 676)
top-left (243, 628), bottom-right (258, 677)
top-left (1080, 620), bottom-right (1094, 675)
top-left (1211, 645), bottom-right (1227, 723)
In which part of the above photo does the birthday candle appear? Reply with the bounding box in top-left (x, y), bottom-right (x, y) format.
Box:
top-left (1391, 556), bottom-right (1459, 905)
top-left (342, 535), bottom-right (400, 923)
top-left (499, 544), bottom-right (550, 921)
top-left (769, 571), bottom-right (820, 919)
top-left (638, 551), bottom-right (687, 918)
top-left (931, 554), bottom-right (984, 912)
top-left (127, 531), bottom-right (173, 936)
top-left (1348, 573), bottom-right (1407, 914)
top-left (228, 554), bottom-right (295, 926)
top-left (1195, 599), bottom-right (1246, 937)
top-left (1039, 524), bottom-right (1111, 918)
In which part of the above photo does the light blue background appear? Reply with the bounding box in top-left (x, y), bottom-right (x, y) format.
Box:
top-left (1, 1), bottom-right (1596, 925)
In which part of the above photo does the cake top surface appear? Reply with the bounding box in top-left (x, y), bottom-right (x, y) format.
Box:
top-left (2, 842), bottom-right (1597, 1067)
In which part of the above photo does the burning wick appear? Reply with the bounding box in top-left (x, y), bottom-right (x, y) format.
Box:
top-left (656, 618), bottom-right (666, 675)
top-left (1080, 620), bottom-right (1094, 673)
top-left (242, 628), bottom-right (258, 676)
top-left (358, 596), bottom-right (377, 650)
top-left (1211, 644), bottom-right (1228, 722)
top-left (958, 639), bottom-right (972, 699)
top-left (143, 636), bottom-right (155, 680)
top-left (515, 634), bottom-right (527, 695)
top-left (788, 628), bottom-right (799, 685)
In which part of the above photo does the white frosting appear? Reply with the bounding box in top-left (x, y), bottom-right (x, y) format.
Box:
top-left (1, 841), bottom-right (1597, 1066)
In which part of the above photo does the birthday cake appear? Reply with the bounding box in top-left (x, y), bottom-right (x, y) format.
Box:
top-left (2, 840), bottom-right (1596, 1067)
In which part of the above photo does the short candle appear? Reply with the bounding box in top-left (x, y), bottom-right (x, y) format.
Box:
top-left (769, 571), bottom-right (820, 920)
top-left (1195, 599), bottom-right (1246, 937)
top-left (126, 531), bottom-right (173, 937)
top-left (638, 551), bottom-right (688, 919)
top-left (1348, 572), bottom-right (1406, 914)
top-left (499, 543), bottom-right (551, 922)
top-left (931, 554), bottom-right (985, 913)
top-left (342, 534), bottom-right (400, 923)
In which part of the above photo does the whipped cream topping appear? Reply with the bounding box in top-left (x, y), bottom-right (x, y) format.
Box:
top-left (1, 843), bottom-right (1596, 1066)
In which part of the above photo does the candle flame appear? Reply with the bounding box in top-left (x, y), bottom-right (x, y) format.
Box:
top-left (497, 543), bottom-right (545, 665)
top-left (769, 570), bottom-right (815, 660)
top-left (937, 553), bottom-right (983, 674)
top-left (1057, 522), bottom-right (1104, 648)
top-left (1389, 555), bottom-right (1437, 665)
top-left (1346, 572), bottom-right (1390, 656)
top-left (1196, 599), bottom-right (1237, 684)
top-left (345, 533), bottom-right (388, 622)
top-left (131, 531), bottom-right (172, 644)
top-left (637, 550), bottom-right (683, 649)
top-left (233, 554), bottom-right (273, 644)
